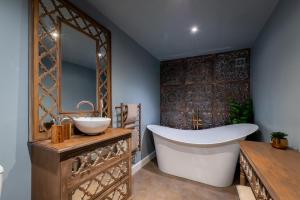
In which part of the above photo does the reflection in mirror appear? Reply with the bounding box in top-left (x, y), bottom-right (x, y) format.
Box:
top-left (61, 22), bottom-right (97, 112)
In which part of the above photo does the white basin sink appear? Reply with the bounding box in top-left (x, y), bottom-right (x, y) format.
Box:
top-left (73, 117), bottom-right (111, 135)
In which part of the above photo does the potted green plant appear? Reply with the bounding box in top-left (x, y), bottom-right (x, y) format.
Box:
top-left (271, 132), bottom-right (288, 149)
top-left (228, 99), bottom-right (253, 124)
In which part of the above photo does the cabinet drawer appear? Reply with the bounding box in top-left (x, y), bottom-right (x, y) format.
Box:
top-left (70, 138), bottom-right (130, 178)
top-left (71, 158), bottom-right (130, 200)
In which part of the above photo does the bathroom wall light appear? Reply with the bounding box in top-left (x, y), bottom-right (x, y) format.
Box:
top-left (190, 26), bottom-right (198, 34)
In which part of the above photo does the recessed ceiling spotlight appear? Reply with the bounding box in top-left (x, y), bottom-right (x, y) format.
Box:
top-left (190, 26), bottom-right (198, 34)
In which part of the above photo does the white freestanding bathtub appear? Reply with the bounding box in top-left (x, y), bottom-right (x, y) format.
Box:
top-left (147, 124), bottom-right (258, 187)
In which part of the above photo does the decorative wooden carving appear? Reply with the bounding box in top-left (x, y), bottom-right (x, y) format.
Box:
top-left (99, 178), bottom-right (130, 200)
top-left (30, 0), bottom-right (112, 141)
top-left (160, 49), bottom-right (250, 129)
top-left (72, 159), bottom-right (129, 200)
top-left (71, 139), bottom-right (129, 176)
top-left (240, 152), bottom-right (273, 200)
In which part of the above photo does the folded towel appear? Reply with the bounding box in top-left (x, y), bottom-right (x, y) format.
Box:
top-left (131, 128), bottom-right (140, 152)
top-left (124, 122), bottom-right (140, 151)
top-left (122, 104), bottom-right (140, 152)
top-left (124, 123), bottom-right (136, 129)
top-left (124, 104), bottom-right (139, 125)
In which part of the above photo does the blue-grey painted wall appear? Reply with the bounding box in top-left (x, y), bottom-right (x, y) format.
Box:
top-left (0, 0), bottom-right (31, 200)
top-left (252, 0), bottom-right (300, 150)
top-left (0, 0), bottom-right (160, 199)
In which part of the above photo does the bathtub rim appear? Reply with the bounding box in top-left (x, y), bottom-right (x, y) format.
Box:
top-left (152, 132), bottom-right (247, 147)
top-left (147, 124), bottom-right (258, 146)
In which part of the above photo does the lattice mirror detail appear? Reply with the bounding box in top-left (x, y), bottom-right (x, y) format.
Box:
top-left (30, 0), bottom-right (112, 141)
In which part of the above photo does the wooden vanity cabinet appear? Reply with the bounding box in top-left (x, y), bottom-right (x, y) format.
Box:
top-left (31, 128), bottom-right (132, 200)
top-left (240, 141), bottom-right (300, 200)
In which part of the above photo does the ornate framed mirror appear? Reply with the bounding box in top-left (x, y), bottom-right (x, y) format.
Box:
top-left (30, 0), bottom-right (112, 141)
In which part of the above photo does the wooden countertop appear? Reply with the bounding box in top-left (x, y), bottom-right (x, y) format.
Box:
top-left (240, 141), bottom-right (300, 200)
top-left (31, 128), bottom-right (132, 153)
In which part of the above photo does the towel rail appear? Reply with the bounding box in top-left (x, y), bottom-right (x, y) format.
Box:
top-left (115, 103), bottom-right (141, 153)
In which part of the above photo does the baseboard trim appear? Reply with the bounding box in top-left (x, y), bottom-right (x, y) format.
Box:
top-left (132, 151), bottom-right (156, 175)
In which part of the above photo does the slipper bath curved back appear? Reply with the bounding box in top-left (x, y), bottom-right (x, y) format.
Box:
top-left (147, 124), bottom-right (258, 187)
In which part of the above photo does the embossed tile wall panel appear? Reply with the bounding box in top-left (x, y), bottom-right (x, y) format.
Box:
top-left (161, 86), bottom-right (186, 112)
top-left (160, 49), bottom-right (250, 129)
top-left (161, 59), bottom-right (186, 86)
top-left (215, 50), bottom-right (250, 82)
top-left (185, 55), bottom-right (214, 84)
top-left (160, 111), bottom-right (187, 129)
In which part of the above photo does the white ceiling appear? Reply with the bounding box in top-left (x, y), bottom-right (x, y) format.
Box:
top-left (87, 0), bottom-right (278, 60)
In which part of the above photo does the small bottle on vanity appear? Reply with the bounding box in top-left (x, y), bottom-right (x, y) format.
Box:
top-left (61, 117), bottom-right (73, 140)
top-left (51, 116), bottom-right (64, 144)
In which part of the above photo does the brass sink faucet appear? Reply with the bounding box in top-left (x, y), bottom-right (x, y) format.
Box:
top-left (76, 101), bottom-right (95, 112)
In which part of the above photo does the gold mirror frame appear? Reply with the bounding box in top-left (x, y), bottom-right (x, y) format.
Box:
top-left (30, 0), bottom-right (112, 142)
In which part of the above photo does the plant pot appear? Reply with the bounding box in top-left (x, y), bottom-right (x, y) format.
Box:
top-left (271, 138), bottom-right (288, 149)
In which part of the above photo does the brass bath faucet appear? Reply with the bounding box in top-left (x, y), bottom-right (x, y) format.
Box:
top-left (192, 108), bottom-right (203, 130)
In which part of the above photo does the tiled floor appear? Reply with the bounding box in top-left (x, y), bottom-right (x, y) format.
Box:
top-left (132, 160), bottom-right (239, 200)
